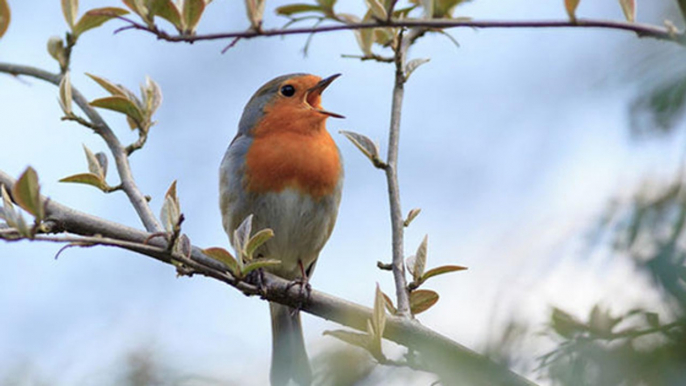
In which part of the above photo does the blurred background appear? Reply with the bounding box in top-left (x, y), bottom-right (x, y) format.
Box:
top-left (2, 0), bottom-right (686, 385)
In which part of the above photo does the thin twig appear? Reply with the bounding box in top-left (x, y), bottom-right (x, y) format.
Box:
top-left (114, 18), bottom-right (686, 46)
top-left (0, 62), bottom-right (163, 233)
top-left (386, 30), bottom-right (411, 317)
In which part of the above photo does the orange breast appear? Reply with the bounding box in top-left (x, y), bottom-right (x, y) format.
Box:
top-left (245, 126), bottom-right (341, 199)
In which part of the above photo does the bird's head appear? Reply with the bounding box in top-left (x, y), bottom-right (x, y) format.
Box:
top-left (239, 73), bottom-right (343, 137)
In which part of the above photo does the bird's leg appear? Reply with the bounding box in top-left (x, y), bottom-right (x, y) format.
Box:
top-left (285, 260), bottom-right (312, 313)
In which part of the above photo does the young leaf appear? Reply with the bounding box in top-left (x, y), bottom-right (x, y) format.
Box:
top-left (420, 264), bottom-right (467, 283)
top-left (403, 208), bottom-right (421, 227)
top-left (619, 0), bottom-right (635, 22)
top-left (73, 7), bottom-right (129, 37)
top-left (245, 0), bottom-right (265, 30)
top-left (234, 214), bottom-right (254, 259)
top-left (82, 145), bottom-right (104, 178)
top-left (405, 58), bottom-right (430, 80)
top-left (0, 0), bottom-right (10, 39)
top-left (59, 173), bottom-right (108, 191)
top-left (564, 0), bottom-right (581, 21)
top-left (94, 152), bottom-right (108, 178)
top-left (47, 37), bottom-right (67, 68)
top-left (183, 0), bottom-right (205, 34)
top-left (381, 290), bottom-right (397, 315)
top-left (149, 0), bottom-right (182, 30)
top-left (160, 180), bottom-right (181, 233)
top-left (339, 130), bottom-right (384, 168)
top-left (242, 259), bottom-right (281, 276)
top-left (12, 167), bottom-right (43, 221)
top-left (121, 0), bottom-right (148, 21)
top-left (323, 330), bottom-right (370, 350)
top-left (275, 4), bottom-right (322, 16)
top-left (372, 284), bottom-right (387, 341)
top-left (420, 0), bottom-right (433, 19)
top-left (365, 0), bottom-right (387, 20)
top-left (86, 73), bottom-right (126, 96)
top-left (61, 0), bottom-right (79, 28)
top-left (1, 185), bottom-right (18, 227)
top-left (1, 185), bottom-right (30, 238)
top-left (202, 247), bottom-right (239, 275)
top-left (143, 76), bottom-right (163, 117)
top-left (409, 289), bottom-right (439, 315)
top-left (245, 228), bottom-right (274, 259)
top-left (90, 96), bottom-right (144, 124)
top-left (59, 72), bottom-right (73, 115)
top-left (412, 235), bottom-right (428, 282)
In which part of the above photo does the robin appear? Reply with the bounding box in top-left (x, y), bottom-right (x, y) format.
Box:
top-left (219, 73), bottom-right (344, 386)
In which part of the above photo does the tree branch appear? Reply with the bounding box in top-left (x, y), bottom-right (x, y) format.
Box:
top-left (0, 62), bottom-right (163, 233)
top-left (117, 17), bottom-right (685, 46)
top-left (0, 169), bottom-right (536, 386)
top-left (386, 30), bottom-right (411, 317)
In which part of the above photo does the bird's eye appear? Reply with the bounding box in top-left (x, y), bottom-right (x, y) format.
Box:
top-left (280, 85), bottom-right (296, 97)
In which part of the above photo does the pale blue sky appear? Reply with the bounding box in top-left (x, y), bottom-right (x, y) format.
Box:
top-left (1, 0), bottom-right (683, 384)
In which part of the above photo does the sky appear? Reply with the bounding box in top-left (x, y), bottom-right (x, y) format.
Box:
top-left (1, 0), bottom-right (684, 385)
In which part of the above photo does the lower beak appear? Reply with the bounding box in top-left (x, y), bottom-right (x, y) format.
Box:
top-left (307, 73), bottom-right (344, 119)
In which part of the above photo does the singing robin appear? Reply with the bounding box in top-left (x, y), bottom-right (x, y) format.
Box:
top-left (219, 73), bottom-right (344, 386)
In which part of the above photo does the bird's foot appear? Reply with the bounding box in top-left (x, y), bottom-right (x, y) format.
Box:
top-left (245, 268), bottom-right (268, 296)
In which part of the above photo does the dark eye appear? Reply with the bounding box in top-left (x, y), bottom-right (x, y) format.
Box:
top-left (280, 85), bottom-right (295, 97)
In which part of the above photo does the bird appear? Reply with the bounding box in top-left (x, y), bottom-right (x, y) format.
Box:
top-left (219, 73), bottom-right (344, 386)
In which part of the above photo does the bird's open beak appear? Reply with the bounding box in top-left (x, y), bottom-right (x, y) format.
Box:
top-left (307, 74), bottom-right (345, 119)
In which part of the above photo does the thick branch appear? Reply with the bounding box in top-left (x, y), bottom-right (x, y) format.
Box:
top-left (0, 169), bottom-right (536, 386)
top-left (122, 18), bottom-right (685, 45)
top-left (0, 62), bottom-right (163, 233)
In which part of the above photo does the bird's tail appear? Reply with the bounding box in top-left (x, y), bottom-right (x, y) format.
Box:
top-left (269, 302), bottom-right (312, 386)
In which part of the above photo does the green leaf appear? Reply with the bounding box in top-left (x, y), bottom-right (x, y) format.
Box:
top-left (61, 0), bottom-right (79, 28)
top-left (202, 247), bottom-right (239, 275)
top-left (434, 0), bottom-right (468, 18)
top-left (0, 0), bottom-right (10, 39)
top-left (59, 173), bottom-right (108, 191)
top-left (420, 264), bottom-right (467, 283)
top-left (182, 0), bottom-right (205, 33)
top-left (323, 330), bottom-right (370, 350)
top-left (121, 0), bottom-right (148, 21)
top-left (564, 0), bottom-right (580, 21)
top-left (59, 72), bottom-right (73, 115)
top-left (619, 0), bottom-right (635, 22)
top-left (316, 0), bottom-right (337, 9)
top-left (86, 73), bottom-right (126, 97)
top-left (242, 259), bottom-right (281, 275)
top-left (160, 180), bottom-right (181, 233)
top-left (380, 290), bottom-right (397, 315)
top-left (275, 4), bottom-right (323, 16)
top-left (149, 0), bottom-right (182, 29)
top-left (73, 7), bottom-right (129, 36)
top-left (245, 228), bottom-right (274, 259)
top-left (12, 167), bottom-right (43, 221)
top-left (409, 289), bottom-right (439, 315)
top-left (90, 96), bottom-right (144, 124)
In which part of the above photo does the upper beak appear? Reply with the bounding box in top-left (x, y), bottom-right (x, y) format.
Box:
top-left (307, 73), bottom-right (345, 119)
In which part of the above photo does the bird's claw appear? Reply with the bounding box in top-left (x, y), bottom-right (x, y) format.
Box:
top-left (245, 268), bottom-right (268, 296)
